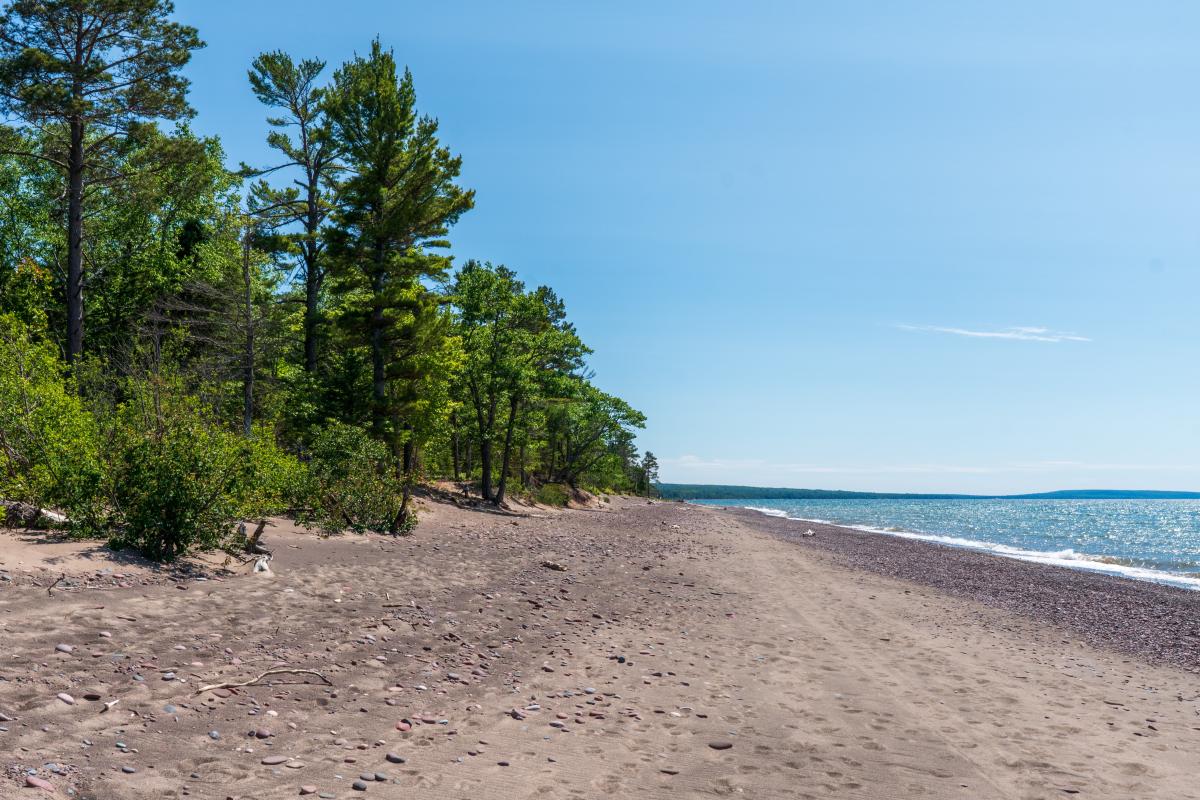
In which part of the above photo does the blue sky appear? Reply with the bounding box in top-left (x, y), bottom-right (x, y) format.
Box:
top-left (174, 0), bottom-right (1200, 493)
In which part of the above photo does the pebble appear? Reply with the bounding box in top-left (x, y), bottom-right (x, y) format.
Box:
top-left (352, 780), bottom-right (368, 791)
top-left (209, 731), bottom-right (221, 740)
top-left (56, 693), bottom-right (75, 705)
top-left (385, 752), bottom-right (404, 764)
top-left (708, 741), bottom-right (733, 750)
top-left (299, 787), bottom-right (317, 796)
top-left (121, 766), bottom-right (137, 774)
top-left (262, 756), bottom-right (288, 765)
top-left (25, 776), bottom-right (55, 791)
top-left (55, 644), bottom-right (74, 654)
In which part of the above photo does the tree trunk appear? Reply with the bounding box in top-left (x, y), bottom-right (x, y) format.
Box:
top-left (494, 396), bottom-right (519, 506)
top-left (66, 118), bottom-right (85, 363)
top-left (479, 438), bottom-right (493, 502)
top-left (369, 268), bottom-right (387, 436)
top-left (392, 434), bottom-right (415, 534)
top-left (303, 245), bottom-right (320, 372)
top-left (241, 231), bottom-right (255, 436)
top-left (450, 411), bottom-right (461, 480)
top-left (302, 167), bottom-right (321, 371)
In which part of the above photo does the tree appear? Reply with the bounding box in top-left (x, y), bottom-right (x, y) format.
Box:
top-left (451, 261), bottom-right (587, 505)
top-left (323, 40), bottom-right (473, 530)
top-left (547, 380), bottom-right (646, 488)
top-left (0, 0), bottom-right (203, 361)
top-left (639, 450), bottom-right (659, 495)
top-left (246, 51), bottom-right (339, 372)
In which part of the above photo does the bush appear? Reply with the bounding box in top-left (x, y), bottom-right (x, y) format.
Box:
top-left (0, 315), bottom-right (101, 514)
top-left (300, 422), bottom-right (406, 534)
top-left (535, 482), bottom-right (570, 507)
top-left (68, 377), bottom-right (305, 561)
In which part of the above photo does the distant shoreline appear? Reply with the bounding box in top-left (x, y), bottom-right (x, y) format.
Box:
top-left (657, 483), bottom-right (1200, 500)
top-left (723, 504), bottom-right (1200, 670)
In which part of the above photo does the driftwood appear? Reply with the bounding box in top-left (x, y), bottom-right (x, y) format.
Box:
top-left (244, 520), bottom-right (268, 553)
top-left (194, 668), bottom-right (331, 695)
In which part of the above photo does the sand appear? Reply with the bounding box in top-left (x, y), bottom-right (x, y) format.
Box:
top-left (1, 497), bottom-right (1199, 799)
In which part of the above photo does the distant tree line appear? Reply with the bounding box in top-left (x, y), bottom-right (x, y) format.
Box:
top-left (0, 0), bottom-right (656, 559)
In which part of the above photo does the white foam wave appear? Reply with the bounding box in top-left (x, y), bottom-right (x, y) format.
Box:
top-left (740, 506), bottom-right (1200, 591)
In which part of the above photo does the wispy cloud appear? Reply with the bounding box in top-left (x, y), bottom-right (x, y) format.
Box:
top-left (662, 455), bottom-right (1197, 475)
top-left (897, 324), bottom-right (1090, 343)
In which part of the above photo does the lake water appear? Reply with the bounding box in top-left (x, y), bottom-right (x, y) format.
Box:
top-left (691, 498), bottom-right (1200, 590)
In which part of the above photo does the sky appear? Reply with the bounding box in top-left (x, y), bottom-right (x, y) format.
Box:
top-left (173, 0), bottom-right (1200, 494)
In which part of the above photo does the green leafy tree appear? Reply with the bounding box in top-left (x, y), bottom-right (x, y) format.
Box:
top-left (0, 0), bottom-right (203, 361)
top-left (451, 261), bottom-right (587, 505)
top-left (547, 379), bottom-right (646, 489)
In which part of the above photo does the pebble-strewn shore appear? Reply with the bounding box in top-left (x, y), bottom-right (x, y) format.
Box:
top-left (4, 498), bottom-right (1200, 799)
top-left (725, 506), bottom-right (1200, 671)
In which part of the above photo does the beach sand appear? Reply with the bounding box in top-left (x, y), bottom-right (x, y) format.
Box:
top-left (1, 497), bottom-right (1198, 799)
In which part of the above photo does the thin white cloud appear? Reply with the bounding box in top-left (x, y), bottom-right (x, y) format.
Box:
top-left (662, 455), bottom-right (1197, 475)
top-left (897, 324), bottom-right (1090, 343)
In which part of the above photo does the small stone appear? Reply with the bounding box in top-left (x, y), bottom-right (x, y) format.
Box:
top-left (299, 787), bottom-right (317, 796)
top-left (708, 741), bottom-right (733, 750)
top-left (352, 780), bottom-right (368, 791)
top-left (661, 767), bottom-right (680, 775)
top-left (395, 720), bottom-right (411, 732)
top-left (497, 760), bottom-right (510, 767)
top-left (55, 644), bottom-right (74, 654)
top-left (262, 756), bottom-right (288, 765)
top-left (26, 776), bottom-right (55, 791)
top-left (121, 766), bottom-right (137, 774)
top-left (208, 731), bottom-right (221, 740)
top-left (385, 752), bottom-right (404, 764)
top-left (254, 729), bottom-right (272, 739)
top-left (56, 693), bottom-right (75, 705)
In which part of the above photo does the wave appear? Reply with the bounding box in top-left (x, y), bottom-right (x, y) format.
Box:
top-left (738, 505), bottom-right (1200, 591)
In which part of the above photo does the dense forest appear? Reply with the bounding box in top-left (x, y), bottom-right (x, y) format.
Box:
top-left (0, 0), bottom-right (658, 560)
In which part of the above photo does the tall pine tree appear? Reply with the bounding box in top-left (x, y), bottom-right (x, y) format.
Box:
top-left (0, 0), bottom-right (203, 361)
top-left (324, 41), bottom-right (473, 530)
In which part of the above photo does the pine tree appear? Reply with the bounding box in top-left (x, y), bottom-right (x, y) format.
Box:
top-left (246, 51), bottom-right (339, 372)
top-left (0, 0), bottom-right (203, 361)
top-left (324, 40), bottom-right (473, 530)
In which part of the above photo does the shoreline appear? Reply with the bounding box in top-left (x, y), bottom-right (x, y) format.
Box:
top-left (4, 497), bottom-right (1200, 798)
top-left (701, 501), bottom-right (1200, 591)
top-left (721, 504), bottom-right (1200, 671)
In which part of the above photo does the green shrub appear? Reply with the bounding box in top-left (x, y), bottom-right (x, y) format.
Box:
top-left (67, 377), bottom-right (305, 561)
top-left (535, 482), bottom-right (570, 507)
top-left (300, 421), bottom-right (406, 534)
top-left (0, 315), bottom-right (101, 514)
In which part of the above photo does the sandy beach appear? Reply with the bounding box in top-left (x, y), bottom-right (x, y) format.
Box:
top-left (2, 497), bottom-right (1199, 799)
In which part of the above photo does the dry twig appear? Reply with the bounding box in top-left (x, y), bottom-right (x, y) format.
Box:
top-left (194, 668), bottom-right (331, 695)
